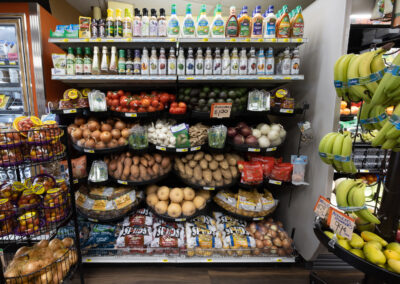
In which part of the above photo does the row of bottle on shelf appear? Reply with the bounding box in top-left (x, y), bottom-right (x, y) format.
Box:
top-left (57, 3), bottom-right (303, 40)
top-left (55, 46), bottom-right (300, 76)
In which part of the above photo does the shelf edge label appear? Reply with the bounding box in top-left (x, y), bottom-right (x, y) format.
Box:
top-left (117, 180), bottom-right (128, 185)
top-left (269, 179), bottom-right (282, 185)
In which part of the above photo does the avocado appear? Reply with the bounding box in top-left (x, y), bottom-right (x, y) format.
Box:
top-left (184, 88), bottom-right (191, 95)
top-left (183, 96), bottom-right (190, 103)
top-left (226, 98), bottom-right (233, 103)
top-left (240, 97), bottom-right (247, 104)
top-left (202, 86), bottom-right (210, 93)
top-left (194, 105), bottom-right (201, 111)
top-left (202, 106), bottom-right (209, 112)
top-left (219, 91), bottom-right (227, 99)
top-left (190, 88), bottom-right (200, 96)
top-left (217, 98), bottom-right (225, 103)
top-left (198, 99), bottom-right (206, 106)
top-left (208, 92), bottom-right (216, 99)
top-left (235, 98), bottom-right (242, 105)
top-left (190, 97), bottom-right (198, 105)
top-left (207, 98), bottom-right (216, 107)
top-left (212, 87), bottom-right (221, 93)
top-left (228, 90), bottom-right (236, 99)
top-left (199, 92), bottom-right (207, 99)
top-left (232, 106), bottom-right (238, 113)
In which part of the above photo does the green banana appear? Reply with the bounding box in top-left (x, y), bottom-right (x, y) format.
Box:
top-left (319, 133), bottom-right (336, 164)
top-left (372, 103), bottom-right (400, 147)
top-left (383, 52), bottom-right (400, 94)
top-left (359, 102), bottom-right (375, 131)
top-left (348, 55), bottom-right (372, 102)
top-left (382, 139), bottom-right (398, 149)
top-left (323, 133), bottom-right (339, 165)
top-left (338, 54), bottom-right (356, 100)
top-left (371, 51), bottom-right (386, 75)
top-left (347, 184), bottom-right (360, 207)
top-left (341, 134), bottom-right (355, 173)
top-left (351, 183), bottom-right (366, 208)
top-left (332, 133), bottom-right (345, 172)
top-left (350, 183), bottom-right (381, 224)
top-left (336, 179), bottom-right (361, 209)
top-left (334, 55), bottom-right (348, 98)
top-left (358, 50), bottom-right (379, 94)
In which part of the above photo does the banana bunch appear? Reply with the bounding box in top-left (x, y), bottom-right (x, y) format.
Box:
top-left (371, 52), bottom-right (400, 107)
top-left (358, 102), bottom-right (388, 131)
top-left (335, 179), bottom-right (381, 224)
top-left (334, 48), bottom-right (388, 103)
top-left (372, 103), bottom-right (400, 150)
top-left (318, 132), bottom-right (357, 173)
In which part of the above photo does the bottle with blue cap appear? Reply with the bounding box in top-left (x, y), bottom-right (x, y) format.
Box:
top-left (251, 5), bottom-right (263, 38)
top-left (264, 5), bottom-right (277, 39)
top-left (238, 6), bottom-right (251, 38)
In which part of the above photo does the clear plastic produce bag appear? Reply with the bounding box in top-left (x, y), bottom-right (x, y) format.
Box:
top-left (88, 89), bottom-right (107, 112)
top-left (290, 155), bottom-right (309, 186)
top-left (208, 125), bottom-right (227, 149)
top-left (298, 121), bottom-right (313, 146)
top-left (88, 160), bottom-right (108, 182)
top-left (129, 125), bottom-right (148, 150)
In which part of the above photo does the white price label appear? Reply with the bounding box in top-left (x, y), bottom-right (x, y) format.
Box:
top-left (248, 148), bottom-right (261, 152)
top-left (327, 207), bottom-right (355, 240)
top-left (156, 146), bottom-right (166, 151)
top-left (190, 146), bottom-right (201, 151)
top-left (280, 109), bottom-right (294, 114)
top-left (269, 179), bottom-right (282, 185)
top-left (360, 169), bottom-right (369, 173)
top-left (176, 218), bottom-right (186, 221)
top-left (63, 109), bottom-right (77, 114)
top-left (203, 187), bottom-right (215, 191)
top-left (83, 149), bottom-right (94, 153)
top-left (73, 179), bottom-right (78, 184)
top-left (125, 113), bottom-right (137, 117)
top-left (266, 147), bottom-right (277, 152)
top-left (253, 217), bottom-right (264, 221)
top-left (117, 180), bottom-right (128, 185)
top-left (176, 148), bottom-right (188, 152)
top-left (210, 103), bottom-right (232, 118)
top-left (313, 195), bottom-right (331, 219)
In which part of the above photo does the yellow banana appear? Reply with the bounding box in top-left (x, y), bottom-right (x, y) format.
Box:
top-left (332, 133), bottom-right (345, 171)
top-left (358, 50), bottom-right (379, 94)
top-left (341, 134), bottom-right (355, 173)
top-left (348, 55), bottom-right (372, 102)
top-left (323, 133), bottom-right (339, 165)
top-left (335, 179), bottom-right (361, 209)
top-left (337, 54), bottom-right (356, 100)
top-left (318, 133), bottom-right (336, 164)
top-left (334, 55), bottom-right (348, 98)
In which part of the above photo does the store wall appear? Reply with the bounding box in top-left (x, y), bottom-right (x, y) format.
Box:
top-left (49, 0), bottom-right (80, 24)
top-left (275, 0), bottom-right (352, 261)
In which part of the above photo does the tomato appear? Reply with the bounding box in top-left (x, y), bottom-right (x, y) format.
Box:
top-left (177, 107), bottom-right (186, 114)
top-left (106, 98), bottom-right (111, 106)
top-left (169, 108), bottom-right (178, 114)
top-left (141, 98), bottom-right (151, 108)
top-left (170, 102), bottom-right (178, 108)
top-left (129, 107), bottom-right (137, 113)
top-left (151, 91), bottom-right (157, 96)
top-left (125, 91), bottom-right (132, 97)
top-left (121, 107), bottom-right (128, 112)
top-left (137, 107), bottom-right (146, 113)
top-left (157, 102), bottom-right (164, 111)
top-left (148, 106), bottom-right (156, 112)
top-left (169, 94), bottom-right (176, 102)
top-left (111, 99), bottom-right (119, 107)
top-left (178, 102), bottom-right (186, 108)
top-left (111, 92), bottom-right (119, 100)
top-left (160, 94), bottom-right (170, 104)
top-left (129, 100), bottom-right (141, 108)
top-left (117, 90), bottom-right (124, 97)
top-left (110, 106), bottom-right (116, 111)
top-left (120, 96), bottom-right (129, 107)
top-left (115, 106), bottom-right (121, 112)
top-left (151, 99), bottom-right (159, 108)
top-left (107, 91), bottom-right (113, 99)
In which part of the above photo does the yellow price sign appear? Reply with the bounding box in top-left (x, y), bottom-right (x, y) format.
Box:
top-left (270, 38), bottom-right (277, 42)
top-left (86, 259), bottom-right (92, 262)
top-left (125, 113), bottom-right (137, 117)
top-left (125, 38), bottom-right (132, 42)
top-left (169, 38), bottom-right (176, 42)
top-left (156, 146), bottom-right (166, 151)
top-left (162, 259), bottom-right (168, 263)
top-left (62, 38), bottom-right (69, 42)
top-left (296, 38), bottom-right (303, 42)
top-left (84, 149), bottom-right (94, 153)
top-left (106, 39), bottom-right (114, 42)
top-left (206, 259), bottom-right (213, 262)
top-left (229, 38), bottom-right (236, 42)
top-left (276, 258), bottom-right (282, 262)
top-left (283, 76), bottom-right (292, 80)
top-left (282, 38), bottom-right (289, 42)
top-left (84, 38), bottom-right (89, 42)
top-left (95, 38), bottom-right (102, 42)
top-left (257, 38), bottom-right (264, 42)
top-left (118, 180), bottom-right (128, 185)
top-left (201, 38), bottom-right (208, 42)
top-left (186, 77), bottom-right (194, 80)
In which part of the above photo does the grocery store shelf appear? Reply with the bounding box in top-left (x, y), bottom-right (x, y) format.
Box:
top-left (0, 109), bottom-right (23, 115)
top-left (178, 75), bottom-right (304, 84)
top-left (0, 63), bottom-right (19, 68)
top-left (82, 255), bottom-right (296, 263)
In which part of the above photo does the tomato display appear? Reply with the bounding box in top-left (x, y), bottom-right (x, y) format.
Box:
top-left (169, 102), bottom-right (187, 114)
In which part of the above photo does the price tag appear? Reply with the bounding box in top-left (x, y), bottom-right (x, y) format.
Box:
top-left (88, 218), bottom-right (98, 222)
top-left (95, 38), bottom-right (102, 42)
top-left (327, 207), bottom-right (355, 240)
top-left (266, 147), bottom-right (277, 152)
top-left (62, 38), bottom-right (69, 42)
top-left (206, 258), bottom-right (213, 262)
top-left (185, 77), bottom-right (195, 80)
top-left (253, 217), bottom-right (264, 221)
top-left (84, 38), bottom-right (89, 42)
top-left (280, 109), bottom-right (294, 114)
top-left (257, 38), bottom-right (264, 42)
top-left (313, 195), bottom-right (331, 219)
top-left (73, 179), bottom-right (78, 184)
top-left (83, 149), bottom-right (94, 153)
top-left (125, 113), bottom-right (137, 117)
top-left (125, 38), bottom-right (132, 42)
top-left (244, 38), bottom-right (251, 42)
top-left (0, 62), bottom-right (4, 65)
top-left (190, 146), bottom-right (201, 151)
top-left (210, 103), bottom-right (232, 118)
top-left (176, 218), bottom-right (186, 221)
top-left (176, 148), bottom-right (188, 152)
top-left (86, 258), bottom-right (92, 262)
top-left (270, 38), bottom-right (277, 42)
top-left (106, 39), bottom-right (114, 42)
top-left (296, 38), bottom-right (303, 42)
top-left (63, 109), bottom-right (77, 114)
top-left (156, 146), bottom-right (166, 151)
top-left (276, 258), bottom-right (282, 262)
top-left (360, 169), bottom-right (369, 173)
top-left (282, 38), bottom-right (289, 42)
top-left (117, 180), bottom-right (128, 185)
top-left (162, 259), bottom-right (168, 263)
top-left (248, 148), bottom-right (261, 152)
top-left (169, 38), bottom-right (176, 42)
top-left (269, 179), bottom-right (282, 185)
top-left (203, 187), bottom-right (215, 191)
top-left (229, 38), bottom-right (236, 42)
top-left (201, 38), bottom-right (208, 42)
top-left (283, 76), bottom-right (292, 80)
top-left (10, 62), bottom-right (16, 65)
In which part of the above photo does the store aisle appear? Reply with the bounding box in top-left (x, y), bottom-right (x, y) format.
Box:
top-left (72, 264), bottom-right (364, 284)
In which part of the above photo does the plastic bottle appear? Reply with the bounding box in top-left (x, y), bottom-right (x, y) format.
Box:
top-left (264, 5), bottom-right (276, 39)
top-left (177, 47), bottom-right (185, 75)
top-left (213, 48), bottom-right (222, 75)
top-left (115, 8), bottom-right (123, 38)
top-left (92, 46), bottom-right (100, 75)
top-left (265, 47), bottom-right (274, 75)
top-left (247, 47), bottom-right (257, 75)
top-left (256, 48), bottom-right (265, 75)
top-left (91, 19), bottom-right (98, 38)
top-left (149, 9), bottom-right (158, 37)
top-left (211, 4), bottom-right (225, 38)
top-left (118, 49), bottom-right (126, 74)
top-left (168, 47), bottom-right (176, 75)
top-left (291, 6), bottom-right (304, 38)
top-left (167, 4), bottom-right (180, 38)
top-left (195, 48), bottom-right (204, 75)
top-left (226, 6), bottom-right (239, 37)
top-left (239, 48), bottom-right (247, 75)
top-left (150, 47), bottom-right (158, 75)
top-left (105, 9), bottom-right (114, 38)
top-left (276, 5), bottom-right (290, 38)
top-left (222, 47), bottom-right (230, 75)
top-left (204, 47), bottom-right (213, 75)
top-left (186, 47), bottom-right (195, 75)
top-left (230, 47), bottom-right (239, 75)
top-left (75, 47), bottom-right (83, 75)
top-left (291, 48), bottom-right (300, 74)
top-left (281, 48), bottom-right (291, 75)
top-left (123, 8), bottom-right (132, 38)
top-left (100, 46), bottom-right (109, 74)
top-left (182, 4), bottom-right (195, 38)
top-left (141, 8), bottom-right (150, 37)
top-left (141, 48), bottom-right (149, 75)
top-left (126, 49), bottom-right (133, 75)
top-left (276, 52), bottom-right (283, 74)
top-left (133, 49), bottom-right (141, 75)
top-left (196, 4), bottom-right (209, 38)
top-left (238, 6), bottom-right (251, 38)
top-left (159, 47), bottom-right (167, 75)
top-left (98, 19), bottom-right (105, 38)
top-left (83, 47), bottom-right (92, 75)
top-left (109, 46), bottom-right (117, 74)
top-left (132, 8), bottom-right (142, 37)
top-left (251, 5), bottom-right (263, 38)
top-left (158, 8), bottom-right (167, 37)
top-left (66, 47), bottom-right (75, 75)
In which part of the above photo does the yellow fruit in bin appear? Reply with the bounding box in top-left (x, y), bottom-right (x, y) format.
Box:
top-left (387, 242), bottom-right (400, 255)
top-left (350, 233), bottom-right (365, 249)
top-left (363, 243), bottom-right (386, 265)
top-left (324, 231), bottom-right (334, 239)
top-left (367, 240), bottom-right (383, 250)
top-left (350, 248), bottom-right (365, 259)
top-left (385, 263), bottom-right (396, 273)
top-left (336, 234), bottom-right (346, 240)
top-left (361, 231), bottom-right (388, 247)
top-left (337, 239), bottom-right (352, 250)
top-left (384, 249), bottom-right (400, 261)
top-left (387, 259), bottom-right (400, 274)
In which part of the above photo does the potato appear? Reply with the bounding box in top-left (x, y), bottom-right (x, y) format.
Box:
top-left (154, 153), bottom-right (162, 163)
top-left (182, 201), bottom-right (196, 216)
top-left (146, 185), bottom-right (158, 195)
top-left (209, 160), bottom-right (219, 171)
top-left (199, 159), bottom-right (208, 170)
top-left (219, 160), bottom-right (229, 170)
top-left (155, 201), bottom-right (168, 214)
top-left (212, 170), bottom-right (222, 181)
top-left (139, 165), bottom-right (148, 180)
top-left (133, 156), bottom-right (140, 165)
top-left (175, 158), bottom-right (185, 173)
top-left (223, 178), bottom-right (232, 185)
top-left (148, 156), bottom-right (155, 167)
top-left (185, 164), bottom-right (193, 178)
top-left (194, 152), bottom-right (204, 161)
top-left (188, 160), bottom-right (197, 168)
top-left (147, 193), bottom-right (159, 207)
top-left (114, 162), bottom-right (123, 179)
top-left (123, 165), bottom-right (130, 177)
top-left (161, 157), bottom-right (170, 168)
top-left (152, 164), bottom-right (160, 176)
top-left (214, 154), bottom-right (224, 162)
top-left (215, 180), bottom-right (223, 186)
top-left (109, 160), bottom-right (117, 171)
top-left (183, 187), bottom-right (195, 201)
top-left (186, 154), bottom-right (194, 160)
top-left (130, 165), bottom-right (139, 178)
top-left (124, 157), bottom-right (132, 168)
top-left (121, 173), bottom-right (128, 181)
top-left (194, 166), bottom-right (202, 181)
top-left (204, 154), bottom-right (213, 162)
top-left (181, 157), bottom-right (188, 163)
top-left (203, 169), bottom-right (212, 184)
top-left (199, 180), bottom-right (206, 186)
top-left (140, 157), bottom-right (148, 167)
top-left (221, 169), bottom-right (232, 179)
top-left (193, 196), bottom-right (206, 209)
top-left (157, 186), bottom-right (170, 201)
top-left (170, 187), bottom-right (184, 203)
top-left (167, 203), bottom-right (182, 218)
top-left (230, 166), bottom-right (238, 177)
top-left (226, 154), bottom-right (237, 166)
top-left (147, 167), bottom-right (154, 176)
top-left (144, 153), bottom-right (152, 161)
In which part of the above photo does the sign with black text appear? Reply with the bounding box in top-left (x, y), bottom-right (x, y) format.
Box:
top-left (210, 103), bottom-right (232, 118)
top-left (327, 207), bottom-right (355, 240)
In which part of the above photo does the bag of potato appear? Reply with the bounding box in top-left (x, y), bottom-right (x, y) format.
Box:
top-left (220, 224), bottom-right (256, 255)
top-left (124, 208), bottom-right (155, 227)
top-left (236, 189), bottom-right (263, 217)
top-left (116, 225), bottom-right (153, 255)
top-left (213, 212), bottom-right (247, 231)
top-left (186, 220), bottom-right (223, 257)
top-left (151, 220), bottom-right (185, 254)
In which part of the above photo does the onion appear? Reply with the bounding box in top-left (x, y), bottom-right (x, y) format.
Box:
top-left (263, 239), bottom-right (272, 247)
top-left (271, 124), bottom-right (281, 133)
top-left (271, 137), bottom-right (282, 146)
top-left (71, 128), bottom-right (82, 141)
top-left (256, 239), bottom-right (264, 249)
top-left (121, 128), bottom-right (130, 138)
top-left (108, 139), bottom-right (118, 148)
top-left (260, 124), bottom-right (271, 135)
top-left (67, 124), bottom-right (78, 134)
top-left (106, 118), bottom-right (115, 127)
top-left (252, 129), bottom-right (261, 138)
top-left (236, 122), bottom-right (248, 129)
top-left (74, 117), bottom-right (86, 126)
top-left (84, 139), bottom-right (95, 148)
top-left (82, 128), bottom-right (91, 139)
top-left (100, 131), bottom-right (112, 144)
top-left (245, 135), bottom-right (258, 146)
top-left (254, 231), bottom-right (262, 240)
top-left (101, 123), bottom-right (112, 132)
top-left (273, 237), bottom-right (282, 247)
top-left (276, 221), bottom-right (283, 228)
top-left (279, 128), bottom-right (287, 139)
top-left (91, 130), bottom-right (101, 141)
top-left (77, 138), bottom-right (86, 147)
top-left (79, 124), bottom-right (88, 130)
top-left (270, 245), bottom-right (278, 254)
top-left (282, 238), bottom-right (291, 249)
top-left (62, 237), bottom-right (74, 248)
top-left (277, 248), bottom-right (286, 256)
top-left (227, 127), bottom-right (237, 138)
top-left (114, 121), bottom-right (126, 130)
top-left (240, 126), bottom-right (252, 137)
top-left (249, 222), bottom-right (257, 234)
top-left (233, 134), bottom-right (244, 145)
top-left (111, 129), bottom-right (121, 139)
top-left (95, 141), bottom-right (106, 149)
top-left (258, 136), bottom-right (271, 148)
top-left (88, 121), bottom-right (100, 132)
top-left (118, 137), bottom-right (127, 146)
top-left (267, 130), bottom-right (279, 141)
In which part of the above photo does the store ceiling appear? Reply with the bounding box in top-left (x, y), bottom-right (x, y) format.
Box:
top-left (66, 0), bottom-right (316, 17)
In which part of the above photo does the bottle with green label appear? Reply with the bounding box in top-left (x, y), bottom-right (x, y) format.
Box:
top-left (83, 47), bottom-right (92, 75)
top-left (196, 4), bottom-right (209, 38)
top-left (211, 4), bottom-right (225, 38)
top-left (66, 47), bottom-right (75, 75)
top-left (118, 49), bottom-right (126, 74)
top-left (75, 47), bottom-right (83, 75)
top-left (225, 6), bottom-right (238, 37)
top-left (238, 6), bottom-right (251, 38)
top-left (167, 4), bottom-right (180, 38)
top-left (181, 4), bottom-right (195, 37)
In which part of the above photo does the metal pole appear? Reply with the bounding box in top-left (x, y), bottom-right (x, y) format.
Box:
top-left (377, 152), bottom-right (400, 241)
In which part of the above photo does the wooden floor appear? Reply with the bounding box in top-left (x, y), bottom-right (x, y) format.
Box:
top-left (71, 264), bottom-right (365, 284)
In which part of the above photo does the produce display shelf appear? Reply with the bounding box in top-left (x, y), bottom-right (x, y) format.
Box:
top-left (73, 177), bottom-right (88, 185)
top-left (71, 143), bottom-right (128, 154)
top-left (109, 171), bottom-right (171, 186)
top-left (49, 37), bottom-right (178, 48)
top-left (238, 178), bottom-right (293, 189)
top-left (179, 38), bottom-right (308, 44)
top-left (82, 255), bottom-right (295, 263)
top-left (0, 83), bottom-right (20, 88)
top-left (214, 200), bottom-right (277, 222)
top-left (178, 75), bottom-right (304, 84)
top-left (51, 108), bottom-right (87, 115)
top-left (0, 63), bottom-right (19, 68)
top-left (0, 152), bottom-right (67, 170)
top-left (175, 171), bottom-right (239, 191)
top-left (340, 115), bottom-right (357, 121)
top-left (313, 219), bottom-right (400, 283)
top-left (227, 140), bottom-right (279, 153)
top-left (110, 110), bottom-right (164, 119)
top-left (0, 110), bottom-right (24, 115)
top-left (150, 143), bottom-right (203, 153)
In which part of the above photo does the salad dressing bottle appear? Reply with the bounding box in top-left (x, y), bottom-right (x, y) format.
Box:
top-left (167, 4), bottom-right (180, 38)
top-left (149, 9), bottom-right (158, 37)
top-left (141, 8), bottom-right (150, 37)
top-left (66, 47), bottom-right (75, 75)
top-left (83, 47), bottom-right (92, 75)
top-left (133, 49), bottom-right (141, 75)
top-left (158, 47), bottom-right (167, 75)
top-left (186, 47), bottom-right (195, 75)
top-left (105, 9), bottom-right (114, 38)
top-left (281, 48), bottom-right (291, 75)
top-left (149, 47), bottom-right (158, 75)
top-left (100, 46), bottom-right (109, 74)
top-left (109, 46), bottom-right (117, 74)
top-left (265, 47), bottom-right (274, 75)
top-left (225, 6), bottom-right (239, 37)
top-left (118, 49), bottom-right (126, 74)
top-left (213, 48), bottom-right (222, 75)
top-left (122, 8), bottom-right (132, 38)
top-left (251, 5), bottom-right (263, 38)
top-left (291, 6), bottom-right (304, 38)
top-left (239, 48), bottom-right (247, 75)
top-left (115, 8), bottom-right (123, 38)
top-left (158, 8), bottom-right (167, 37)
top-left (277, 5), bottom-right (290, 38)
top-left (256, 48), bottom-right (265, 75)
top-left (264, 5), bottom-right (276, 38)
top-left (177, 47), bottom-right (185, 75)
top-left (291, 48), bottom-right (300, 75)
top-left (75, 47), bottom-right (83, 75)
top-left (195, 48), bottom-right (204, 75)
top-left (141, 48), bottom-right (149, 75)
top-left (211, 4), bottom-right (225, 38)
top-left (204, 47), bottom-right (213, 75)
top-left (182, 4), bottom-right (195, 38)
top-left (132, 8), bottom-right (142, 37)
top-left (196, 4), bottom-right (209, 38)
top-left (222, 47), bottom-right (230, 75)
top-left (238, 6), bottom-right (251, 38)
top-left (230, 47), bottom-right (239, 75)
top-left (91, 46), bottom-right (100, 75)
top-left (247, 47), bottom-right (257, 75)
top-left (167, 47), bottom-right (176, 75)
top-left (125, 49), bottom-right (133, 75)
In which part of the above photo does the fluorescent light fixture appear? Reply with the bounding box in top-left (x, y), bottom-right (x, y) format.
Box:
top-left (350, 13), bottom-right (372, 19)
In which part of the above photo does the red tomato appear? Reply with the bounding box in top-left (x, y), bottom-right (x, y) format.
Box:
top-left (141, 98), bottom-right (151, 108)
top-left (121, 107), bottom-right (128, 112)
top-left (120, 97), bottom-right (129, 107)
top-left (137, 107), bottom-right (146, 113)
top-left (130, 100), bottom-right (141, 108)
top-left (151, 99), bottom-right (159, 108)
top-left (148, 106), bottom-right (156, 112)
top-left (169, 108), bottom-right (178, 114)
top-left (157, 102), bottom-right (164, 111)
top-left (111, 92), bottom-right (119, 100)
top-left (178, 102), bottom-right (186, 108)
top-left (169, 94), bottom-right (176, 102)
top-left (110, 106), bottom-right (116, 111)
top-left (111, 99), bottom-right (119, 107)
top-left (177, 107), bottom-right (186, 114)
top-left (160, 94), bottom-right (170, 104)
top-left (151, 91), bottom-right (157, 96)
top-left (129, 107), bottom-right (137, 113)
top-left (170, 102), bottom-right (178, 108)
top-left (115, 106), bottom-right (121, 112)
top-left (107, 91), bottom-right (113, 99)
top-left (125, 91), bottom-right (132, 97)
top-left (117, 90), bottom-right (124, 97)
